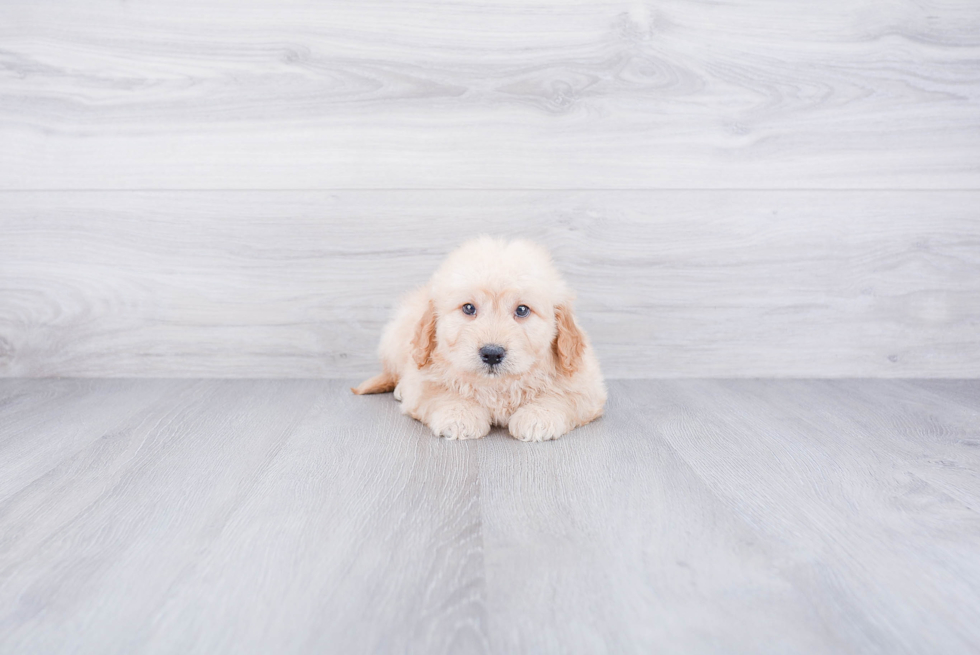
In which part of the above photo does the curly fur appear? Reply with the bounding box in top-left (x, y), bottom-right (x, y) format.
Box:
top-left (353, 237), bottom-right (606, 441)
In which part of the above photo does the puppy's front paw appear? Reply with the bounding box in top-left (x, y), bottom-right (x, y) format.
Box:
top-left (508, 405), bottom-right (569, 442)
top-left (428, 404), bottom-right (491, 441)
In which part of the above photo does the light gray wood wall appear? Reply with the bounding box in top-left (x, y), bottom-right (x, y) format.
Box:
top-left (3, 0), bottom-right (979, 190)
top-left (1, 1), bottom-right (978, 378)
top-left (2, 191), bottom-right (978, 378)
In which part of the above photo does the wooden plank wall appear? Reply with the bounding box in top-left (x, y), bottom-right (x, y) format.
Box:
top-left (1, 0), bottom-right (978, 378)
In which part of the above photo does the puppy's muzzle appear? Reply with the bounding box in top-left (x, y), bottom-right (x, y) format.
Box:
top-left (479, 344), bottom-right (506, 368)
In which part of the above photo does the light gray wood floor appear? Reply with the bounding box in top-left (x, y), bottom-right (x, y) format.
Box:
top-left (1, 379), bottom-right (978, 654)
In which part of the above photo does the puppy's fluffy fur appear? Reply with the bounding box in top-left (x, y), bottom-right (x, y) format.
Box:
top-left (353, 237), bottom-right (606, 441)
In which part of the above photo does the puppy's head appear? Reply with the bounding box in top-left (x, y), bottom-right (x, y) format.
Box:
top-left (413, 237), bottom-right (585, 379)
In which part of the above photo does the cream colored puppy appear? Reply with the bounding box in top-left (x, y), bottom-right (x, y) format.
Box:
top-left (353, 237), bottom-right (606, 441)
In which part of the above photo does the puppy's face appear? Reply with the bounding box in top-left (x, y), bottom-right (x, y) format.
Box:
top-left (435, 287), bottom-right (554, 378)
top-left (415, 238), bottom-right (583, 380)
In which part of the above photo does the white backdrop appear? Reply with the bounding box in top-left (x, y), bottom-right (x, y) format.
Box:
top-left (1, 0), bottom-right (978, 378)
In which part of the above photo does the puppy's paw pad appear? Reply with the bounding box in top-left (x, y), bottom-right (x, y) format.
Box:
top-left (429, 406), bottom-right (490, 441)
top-left (508, 406), bottom-right (567, 442)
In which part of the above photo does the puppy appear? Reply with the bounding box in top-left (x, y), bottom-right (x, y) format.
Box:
top-left (353, 237), bottom-right (606, 441)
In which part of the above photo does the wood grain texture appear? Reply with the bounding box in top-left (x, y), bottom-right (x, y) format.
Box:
top-left (0, 379), bottom-right (486, 655)
top-left (2, 190), bottom-right (978, 378)
top-left (1, 0), bottom-right (978, 189)
top-left (1, 378), bottom-right (979, 654)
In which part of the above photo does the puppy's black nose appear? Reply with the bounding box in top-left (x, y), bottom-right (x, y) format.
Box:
top-left (479, 344), bottom-right (506, 366)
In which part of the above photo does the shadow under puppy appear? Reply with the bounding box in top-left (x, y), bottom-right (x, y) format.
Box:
top-left (353, 237), bottom-right (606, 441)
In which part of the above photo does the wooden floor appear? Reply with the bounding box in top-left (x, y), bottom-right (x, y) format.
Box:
top-left (1, 379), bottom-right (978, 654)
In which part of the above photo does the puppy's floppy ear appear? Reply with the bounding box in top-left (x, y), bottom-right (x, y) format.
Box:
top-left (411, 300), bottom-right (437, 368)
top-left (553, 304), bottom-right (585, 376)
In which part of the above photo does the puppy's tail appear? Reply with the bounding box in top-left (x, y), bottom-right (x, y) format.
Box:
top-left (351, 370), bottom-right (397, 395)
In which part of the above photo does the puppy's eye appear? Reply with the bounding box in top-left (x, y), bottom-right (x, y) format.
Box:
top-left (461, 303), bottom-right (476, 316)
top-left (515, 305), bottom-right (530, 318)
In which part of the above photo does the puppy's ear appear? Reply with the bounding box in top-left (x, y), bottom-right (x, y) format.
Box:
top-left (553, 304), bottom-right (585, 376)
top-left (411, 300), bottom-right (438, 368)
